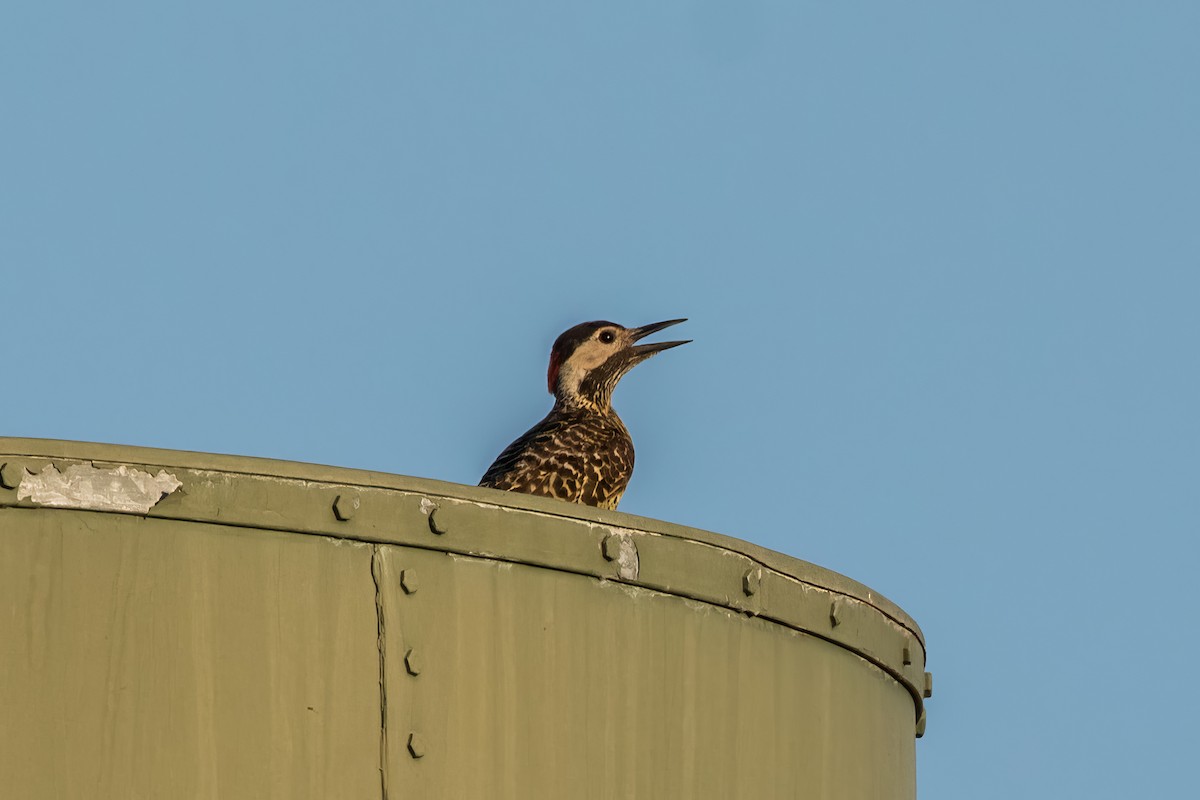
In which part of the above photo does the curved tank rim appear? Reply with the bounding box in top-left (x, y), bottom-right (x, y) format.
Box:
top-left (1, 436), bottom-right (931, 730)
top-left (0, 436), bottom-right (923, 647)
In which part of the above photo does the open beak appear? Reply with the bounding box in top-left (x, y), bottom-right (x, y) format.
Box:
top-left (629, 318), bottom-right (691, 356)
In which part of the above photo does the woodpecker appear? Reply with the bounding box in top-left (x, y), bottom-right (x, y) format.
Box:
top-left (479, 319), bottom-right (689, 510)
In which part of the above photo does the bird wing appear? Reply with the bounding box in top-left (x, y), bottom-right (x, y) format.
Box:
top-left (479, 412), bottom-right (634, 509)
top-left (478, 414), bottom-right (560, 490)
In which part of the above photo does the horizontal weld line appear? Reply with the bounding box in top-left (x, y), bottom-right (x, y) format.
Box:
top-left (0, 502), bottom-right (926, 717)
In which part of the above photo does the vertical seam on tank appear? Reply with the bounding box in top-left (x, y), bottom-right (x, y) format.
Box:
top-left (370, 544), bottom-right (389, 800)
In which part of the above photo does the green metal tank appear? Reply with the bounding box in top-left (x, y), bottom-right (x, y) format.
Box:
top-left (0, 438), bottom-right (930, 799)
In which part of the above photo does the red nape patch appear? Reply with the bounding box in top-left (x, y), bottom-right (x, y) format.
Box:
top-left (547, 349), bottom-right (562, 395)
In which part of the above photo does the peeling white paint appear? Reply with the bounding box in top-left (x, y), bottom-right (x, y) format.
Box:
top-left (419, 497), bottom-right (436, 516)
top-left (607, 533), bottom-right (640, 581)
top-left (601, 579), bottom-right (669, 602)
top-left (449, 553), bottom-right (515, 569)
top-left (328, 537), bottom-right (373, 550)
top-left (18, 463), bottom-right (182, 514)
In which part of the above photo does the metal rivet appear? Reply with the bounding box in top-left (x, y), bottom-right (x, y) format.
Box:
top-left (428, 507), bottom-right (447, 535)
top-left (333, 493), bottom-right (360, 521)
top-left (407, 732), bottom-right (425, 759)
top-left (601, 534), bottom-right (622, 561)
top-left (924, 671), bottom-right (934, 699)
top-left (742, 568), bottom-right (761, 597)
top-left (903, 646), bottom-right (912, 666)
top-left (829, 600), bottom-right (841, 628)
top-left (400, 569), bottom-right (418, 594)
top-left (405, 648), bottom-right (422, 676)
top-left (0, 462), bottom-right (24, 490)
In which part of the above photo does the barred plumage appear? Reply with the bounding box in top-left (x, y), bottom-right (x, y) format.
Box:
top-left (479, 319), bottom-right (688, 510)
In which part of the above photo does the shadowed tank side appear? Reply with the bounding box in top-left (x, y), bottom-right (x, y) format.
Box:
top-left (0, 438), bottom-right (930, 799)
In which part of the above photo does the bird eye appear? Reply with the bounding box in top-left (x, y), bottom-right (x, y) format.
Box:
top-left (598, 330), bottom-right (616, 344)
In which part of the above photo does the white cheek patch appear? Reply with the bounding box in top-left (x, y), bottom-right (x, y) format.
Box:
top-left (557, 362), bottom-right (586, 395)
top-left (572, 341), bottom-right (612, 370)
top-left (557, 339), bottom-right (624, 397)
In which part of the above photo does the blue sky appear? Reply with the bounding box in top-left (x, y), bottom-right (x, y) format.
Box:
top-left (4, 2), bottom-right (1198, 796)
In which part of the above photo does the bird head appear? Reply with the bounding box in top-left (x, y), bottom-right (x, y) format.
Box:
top-left (547, 319), bottom-right (689, 409)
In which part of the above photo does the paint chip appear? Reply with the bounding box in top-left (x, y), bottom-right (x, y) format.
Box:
top-left (17, 463), bottom-right (182, 514)
top-left (604, 532), bottom-right (640, 581)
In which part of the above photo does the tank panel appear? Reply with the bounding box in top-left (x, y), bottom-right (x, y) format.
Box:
top-left (380, 546), bottom-right (915, 799)
top-left (0, 509), bottom-right (381, 800)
